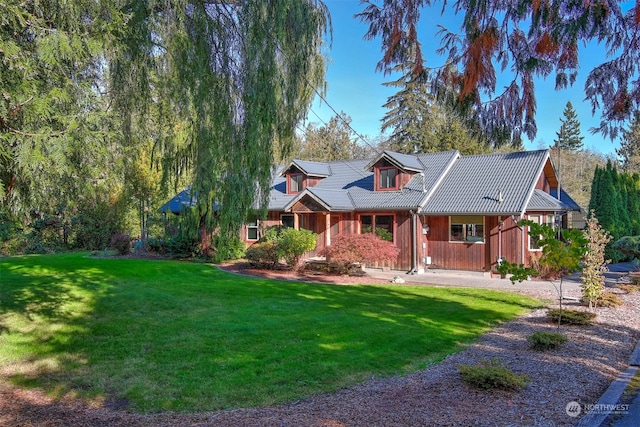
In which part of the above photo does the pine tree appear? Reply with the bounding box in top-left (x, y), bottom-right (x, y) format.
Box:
top-left (381, 65), bottom-right (438, 153)
top-left (554, 102), bottom-right (584, 151)
top-left (616, 110), bottom-right (640, 173)
top-left (381, 60), bottom-right (486, 154)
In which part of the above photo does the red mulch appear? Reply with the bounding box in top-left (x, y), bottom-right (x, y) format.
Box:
top-left (216, 260), bottom-right (393, 285)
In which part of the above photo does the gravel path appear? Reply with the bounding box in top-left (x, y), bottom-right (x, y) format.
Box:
top-left (2, 267), bottom-right (639, 427)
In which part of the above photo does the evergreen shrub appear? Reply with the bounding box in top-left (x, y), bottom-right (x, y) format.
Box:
top-left (245, 241), bottom-right (279, 268)
top-left (579, 292), bottom-right (623, 308)
top-left (547, 308), bottom-right (596, 325)
top-left (459, 359), bottom-right (530, 391)
top-left (527, 331), bottom-right (568, 351)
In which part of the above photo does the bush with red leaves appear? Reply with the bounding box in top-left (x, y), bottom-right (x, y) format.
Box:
top-left (319, 233), bottom-right (399, 270)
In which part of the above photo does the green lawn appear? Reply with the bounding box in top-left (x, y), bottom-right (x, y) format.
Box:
top-left (0, 253), bottom-right (542, 412)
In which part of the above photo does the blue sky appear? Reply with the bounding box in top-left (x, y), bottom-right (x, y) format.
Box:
top-left (305, 0), bottom-right (622, 155)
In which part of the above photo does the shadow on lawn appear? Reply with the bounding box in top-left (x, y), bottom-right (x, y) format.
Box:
top-left (1, 254), bottom-right (546, 414)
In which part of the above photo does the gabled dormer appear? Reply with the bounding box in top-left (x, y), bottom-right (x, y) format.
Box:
top-left (366, 150), bottom-right (424, 192)
top-left (280, 160), bottom-right (331, 195)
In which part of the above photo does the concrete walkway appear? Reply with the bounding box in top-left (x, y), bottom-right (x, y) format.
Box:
top-left (365, 263), bottom-right (640, 427)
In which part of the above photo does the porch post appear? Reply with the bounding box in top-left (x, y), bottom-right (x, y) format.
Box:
top-left (325, 213), bottom-right (331, 247)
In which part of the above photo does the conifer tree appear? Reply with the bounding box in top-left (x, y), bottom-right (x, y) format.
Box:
top-left (381, 61), bottom-right (487, 154)
top-left (554, 102), bottom-right (584, 151)
top-left (616, 110), bottom-right (640, 173)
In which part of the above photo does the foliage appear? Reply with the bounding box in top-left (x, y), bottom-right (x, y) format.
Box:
top-left (548, 148), bottom-right (607, 211)
top-left (589, 162), bottom-right (640, 261)
top-left (68, 194), bottom-right (128, 251)
top-left (496, 260), bottom-right (538, 284)
top-left (111, 0), bottom-right (330, 258)
top-left (357, 0), bottom-right (640, 143)
top-left (547, 309), bottom-right (596, 326)
top-left (211, 235), bottom-right (246, 262)
top-left (619, 283), bottom-right (639, 293)
top-left (580, 292), bottom-right (623, 308)
top-left (554, 102), bottom-right (584, 151)
top-left (110, 233), bottom-right (131, 256)
top-left (245, 240), bottom-right (280, 268)
top-left (498, 220), bottom-right (587, 330)
top-left (246, 227), bottom-right (316, 268)
top-left (612, 236), bottom-right (640, 258)
top-left (458, 359), bottom-right (530, 391)
top-left (294, 112), bottom-right (371, 161)
top-left (0, 253), bottom-right (541, 411)
top-left (381, 61), bottom-right (489, 153)
top-left (527, 331), bottom-right (568, 351)
top-left (146, 237), bottom-right (168, 255)
top-left (616, 110), bottom-right (640, 173)
top-left (276, 228), bottom-right (317, 268)
top-left (165, 234), bottom-right (201, 259)
top-left (0, 1), bottom-right (123, 218)
top-left (319, 233), bottom-right (400, 271)
top-left (581, 212), bottom-right (612, 309)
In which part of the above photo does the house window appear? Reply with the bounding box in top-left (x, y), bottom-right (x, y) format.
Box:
top-left (378, 167), bottom-right (398, 190)
top-left (281, 214), bottom-right (294, 228)
top-left (246, 219), bottom-right (259, 241)
top-left (359, 214), bottom-right (394, 242)
top-left (528, 214), bottom-right (554, 251)
top-left (450, 215), bottom-right (485, 243)
top-left (289, 173), bottom-right (304, 193)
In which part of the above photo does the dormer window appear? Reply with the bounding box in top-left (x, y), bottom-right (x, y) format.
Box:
top-left (289, 173), bottom-right (304, 194)
top-left (378, 166), bottom-right (398, 190)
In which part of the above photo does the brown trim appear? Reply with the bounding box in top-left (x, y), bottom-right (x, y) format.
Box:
top-left (287, 173), bottom-right (305, 194)
top-left (376, 166), bottom-right (399, 191)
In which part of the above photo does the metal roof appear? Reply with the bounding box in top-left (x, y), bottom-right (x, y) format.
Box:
top-left (280, 159), bottom-right (331, 177)
top-left (419, 150), bottom-right (552, 215)
top-left (164, 149), bottom-right (579, 217)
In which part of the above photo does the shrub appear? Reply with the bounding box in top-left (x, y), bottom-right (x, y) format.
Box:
top-left (110, 233), bottom-right (131, 255)
top-left (276, 228), bottom-right (317, 268)
top-left (527, 331), bottom-right (568, 351)
top-left (459, 359), bottom-right (530, 391)
top-left (547, 308), bottom-right (596, 326)
top-left (580, 291), bottom-right (623, 308)
top-left (612, 236), bottom-right (640, 259)
top-left (245, 241), bottom-right (279, 268)
top-left (618, 284), bottom-right (639, 293)
top-left (147, 237), bottom-right (168, 254)
top-left (165, 234), bottom-right (200, 259)
top-left (212, 235), bottom-right (246, 262)
top-left (319, 233), bottom-right (399, 273)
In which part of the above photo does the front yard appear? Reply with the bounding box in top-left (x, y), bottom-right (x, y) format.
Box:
top-left (0, 253), bottom-right (541, 412)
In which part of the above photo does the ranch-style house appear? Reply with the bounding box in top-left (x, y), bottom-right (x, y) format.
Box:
top-left (162, 149), bottom-right (581, 275)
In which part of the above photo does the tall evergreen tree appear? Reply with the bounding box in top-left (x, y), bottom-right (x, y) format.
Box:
top-left (0, 1), bottom-right (123, 218)
top-left (381, 61), bottom-right (487, 154)
top-left (381, 65), bottom-right (437, 153)
top-left (554, 102), bottom-right (584, 151)
top-left (616, 110), bottom-right (640, 173)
